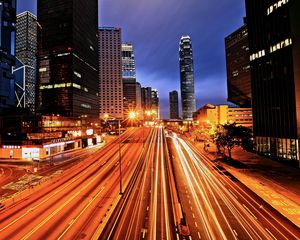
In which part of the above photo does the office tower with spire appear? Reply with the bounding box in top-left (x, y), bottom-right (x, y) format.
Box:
top-left (179, 36), bottom-right (196, 120)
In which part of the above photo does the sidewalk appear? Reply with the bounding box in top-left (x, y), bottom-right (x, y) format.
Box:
top-left (194, 141), bottom-right (300, 228)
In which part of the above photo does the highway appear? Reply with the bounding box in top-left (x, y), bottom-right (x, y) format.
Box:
top-left (1, 127), bottom-right (299, 240)
top-left (100, 127), bottom-right (176, 240)
top-left (0, 128), bottom-right (149, 240)
top-left (167, 132), bottom-right (300, 240)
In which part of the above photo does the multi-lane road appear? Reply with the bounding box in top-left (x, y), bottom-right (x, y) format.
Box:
top-left (0, 128), bottom-right (149, 240)
top-left (0, 127), bottom-right (299, 240)
top-left (168, 132), bottom-right (300, 240)
top-left (100, 127), bottom-right (176, 240)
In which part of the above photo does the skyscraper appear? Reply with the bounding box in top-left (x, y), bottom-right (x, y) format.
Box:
top-left (37, 0), bottom-right (99, 118)
top-left (122, 43), bottom-right (138, 117)
top-left (179, 36), bottom-right (196, 120)
top-left (151, 89), bottom-right (160, 119)
top-left (246, 0), bottom-right (300, 162)
top-left (99, 27), bottom-right (123, 119)
top-left (15, 11), bottom-right (37, 113)
top-left (122, 43), bottom-right (136, 79)
top-left (225, 22), bottom-right (251, 108)
top-left (0, 0), bottom-right (16, 112)
top-left (141, 87), bottom-right (152, 111)
top-left (136, 82), bottom-right (142, 120)
top-left (169, 90), bottom-right (179, 119)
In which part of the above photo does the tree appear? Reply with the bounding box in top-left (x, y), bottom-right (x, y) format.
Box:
top-left (213, 123), bottom-right (253, 160)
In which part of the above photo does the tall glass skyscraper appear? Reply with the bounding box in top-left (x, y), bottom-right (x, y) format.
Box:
top-left (0, 0), bottom-right (16, 112)
top-left (37, 0), bottom-right (99, 118)
top-left (179, 36), bottom-right (196, 120)
top-left (15, 11), bottom-right (37, 113)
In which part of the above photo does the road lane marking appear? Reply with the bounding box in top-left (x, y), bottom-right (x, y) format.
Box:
top-left (228, 189), bottom-right (238, 199)
top-left (233, 229), bottom-right (238, 237)
top-left (197, 231), bottom-right (201, 239)
top-left (243, 204), bottom-right (258, 220)
top-left (265, 228), bottom-right (278, 240)
top-left (195, 221), bottom-right (198, 227)
top-left (57, 187), bottom-right (105, 240)
top-left (192, 213), bottom-right (195, 219)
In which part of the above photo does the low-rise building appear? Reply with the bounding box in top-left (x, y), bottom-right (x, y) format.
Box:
top-left (0, 113), bottom-right (102, 160)
top-left (193, 104), bottom-right (252, 130)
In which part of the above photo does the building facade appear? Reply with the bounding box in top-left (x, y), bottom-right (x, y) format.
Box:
top-left (169, 90), bottom-right (179, 119)
top-left (15, 11), bottom-right (37, 113)
top-left (122, 43), bottom-right (138, 118)
top-left (151, 89), bottom-right (160, 119)
top-left (141, 87), bottom-right (152, 111)
top-left (225, 22), bottom-right (251, 107)
top-left (37, 0), bottom-right (99, 118)
top-left (193, 104), bottom-right (252, 129)
top-left (179, 36), bottom-right (196, 120)
top-left (99, 27), bottom-right (123, 119)
top-left (246, 0), bottom-right (300, 161)
top-left (136, 82), bottom-right (142, 120)
top-left (122, 43), bottom-right (136, 79)
top-left (0, 0), bottom-right (16, 112)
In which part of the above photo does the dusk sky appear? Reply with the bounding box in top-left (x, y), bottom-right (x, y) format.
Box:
top-left (18, 0), bottom-right (245, 118)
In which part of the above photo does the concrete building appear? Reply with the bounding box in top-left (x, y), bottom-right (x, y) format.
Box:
top-left (246, 0), bottom-right (300, 162)
top-left (0, 0), bottom-right (16, 112)
top-left (15, 11), bottom-right (37, 113)
top-left (99, 27), bottom-right (123, 119)
top-left (225, 22), bottom-right (251, 107)
top-left (169, 90), bottom-right (179, 119)
top-left (193, 104), bottom-right (252, 129)
top-left (37, 0), bottom-right (99, 118)
top-left (179, 36), bottom-right (196, 120)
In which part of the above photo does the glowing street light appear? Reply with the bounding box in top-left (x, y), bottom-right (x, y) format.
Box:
top-left (128, 111), bottom-right (138, 120)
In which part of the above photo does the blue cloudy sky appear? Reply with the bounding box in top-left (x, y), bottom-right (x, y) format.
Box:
top-left (18, 0), bottom-right (245, 118)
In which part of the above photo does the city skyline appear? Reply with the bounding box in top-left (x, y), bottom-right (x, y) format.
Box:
top-left (17, 0), bottom-right (245, 118)
top-left (1, 1), bottom-right (300, 239)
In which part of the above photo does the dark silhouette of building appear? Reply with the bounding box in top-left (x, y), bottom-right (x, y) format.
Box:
top-left (179, 36), bottom-right (196, 120)
top-left (169, 90), bottom-right (179, 119)
top-left (98, 27), bottom-right (123, 119)
top-left (246, 0), bottom-right (300, 162)
top-left (0, 0), bottom-right (16, 112)
top-left (15, 11), bottom-right (37, 113)
top-left (151, 89), bottom-right (160, 119)
top-left (141, 87), bottom-right (152, 111)
top-left (37, 0), bottom-right (99, 118)
top-left (225, 22), bottom-right (251, 107)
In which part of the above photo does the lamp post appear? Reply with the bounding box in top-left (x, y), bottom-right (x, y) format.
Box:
top-left (104, 112), bottom-right (137, 195)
